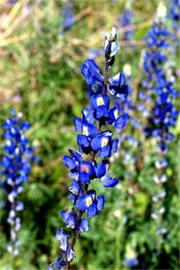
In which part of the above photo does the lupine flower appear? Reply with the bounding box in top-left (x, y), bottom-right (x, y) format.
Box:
top-left (142, 4), bottom-right (179, 239)
top-left (81, 59), bottom-right (104, 96)
top-left (0, 109), bottom-right (38, 256)
top-left (60, 2), bottom-right (75, 34)
top-left (124, 258), bottom-right (138, 268)
top-left (50, 27), bottom-right (130, 269)
top-left (137, 3), bottom-right (170, 120)
top-left (168, 0), bottom-right (180, 52)
top-left (120, 7), bottom-right (134, 42)
top-left (7, 0), bottom-right (17, 6)
top-left (169, 0), bottom-right (180, 22)
top-left (88, 49), bottom-right (104, 59)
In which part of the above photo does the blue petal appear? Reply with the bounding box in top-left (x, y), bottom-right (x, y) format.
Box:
top-left (81, 63), bottom-right (88, 78)
top-left (91, 133), bottom-right (110, 152)
top-left (82, 123), bottom-right (98, 138)
top-left (76, 194), bottom-right (89, 211)
top-left (91, 135), bottom-right (102, 151)
top-left (77, 135), bottom-right (90, 147)
top-left (96, 160), bottom-right (109, 178)
top-left (3, 132), bottom-right (11, 140)
top-left (109, 107), bottom-right (119, 121)
top-left (21, 121), bottom-right (31, 131)
top-left (81, 60), bottom-right (103, 85)
top-left (91, 70), bottom-right (103, 83)
top-left (11, 108), bottom-right (17, 116)
top-left (114, 114), bottom-right (129, 129)
top-left (79, 218), bottom-right (89, 233)
top-left (82, 108), bottom-right (94, 124)
top-left (79, 172), bottom-right (90, 184)
top-left (79, 162), bottom-right (96, 179)
top-left (124, 258), bottom-right (138, 267)
top-left (55, 229), bottom-right (69, 251)
top-left (68, 149), bottom-right (83, 163)
top-left (111, 139), bottom-right (119, 153)
top-left (111, 72), bottom-right (126, 87)
top-left (101, 176), bottom-right (118, 188)
top-left (68, 180), bottom-right (80, 195)
top-left (95, 106), bottom-right (104, 119)
top-left (68, 170), bottom-right (79, 180)
top-left (68, 193), bottom-right (76, 202)
top-left (105, 41), bottom-right (111, 56)
top-left (90, 94), bottom-right (110, 109)
top-left (55, 257), bottom-right (66, 269)
top-left (85, 59), bottom-right (100, 73)
top-left (110, 41), bottom-right (120, 57)
top-left (87, 203), bottom-right (98, 218)
top-left (61, 210), bottom-right (69, 223)
top-left (119, 72), bottom-right (126, 87)
top-left (96, 106), bottom-right (109, 119)
top-left (86, 73), bottom-right (96, 85)
top-left (63, 155), bottom-right (76, 169)
top-left (97, 194), bottom-right (105, 211)
top-left (16, 202), bottom-right (24, 211)
top-left (66, 213), bottom-right (76, 229)
top-left (99, 145), bottom-right (111, 158)
top-left (66, 244), bottom-right (75, 262)
top-left (88, 162), bottom-right (96, 179)
top-left (73, 117), bottom-right (82, 132)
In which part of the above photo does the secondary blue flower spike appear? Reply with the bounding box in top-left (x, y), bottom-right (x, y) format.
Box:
top-left (60, 2), bottom-right (75, 34)
top-left (168, 0), bottom-right (180, 52)
top-left (120, 7), bottom-right (134, 42)
top-left (124, 258), bottom-right (138, 268)
top-left (141, 4), bottom-right (179, 242)
top-left (0, 109), bottom-right (38, 257)
top-left (51, 27), bottom-right (130, 269)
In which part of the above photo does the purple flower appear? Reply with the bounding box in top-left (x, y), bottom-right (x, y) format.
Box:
top-left (1, 109), bottom-right (38, 256)
top-left (51, 27), bottom-right (130, 268)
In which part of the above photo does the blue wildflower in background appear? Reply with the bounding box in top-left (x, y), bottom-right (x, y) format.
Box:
top-left (137, 3), bottom-right (170, 120)
top-left (88, 48), bottom-right (104, 60)
top-left (50, 27), bottom-right (130, 270)
top-left (60, 2), bottom-right (75, 34)
top-left (142, 4), bottom-right (179, 239)
top-left (0, 109), bottom-right (38, 256)
top-left (169, 0), bottom-right (180, 23)
top-left (168, 0), bottom-right (180, 52)
top-left (7, 0), bottom-right (17, 6)
top-left (124, 257), bottom-right (138, 268)
top-left (144, 75), bottom-right (178, 238)
top-left (120, 6), bottom-right (134, 42)
top-left (144, 24), bottom-right (169, 81)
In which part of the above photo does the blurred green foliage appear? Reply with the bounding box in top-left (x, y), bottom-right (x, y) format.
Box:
top-left (0, 0), bottom-right (179, 269)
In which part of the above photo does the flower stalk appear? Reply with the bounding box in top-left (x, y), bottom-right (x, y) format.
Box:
top-left (50, 27), bottom-right (131, 270)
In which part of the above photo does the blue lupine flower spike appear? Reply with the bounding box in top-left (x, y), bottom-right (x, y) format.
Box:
top-left (120, 7), bottom-right (134, 43)
top-left (142, 3), bottom-right (179, 245)
top-left (168, 0), bottom-right (180, 52)
top-left (51, 27), bottom-right (130, 269)
top-left (0, 109), bottom-right (38, 257)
